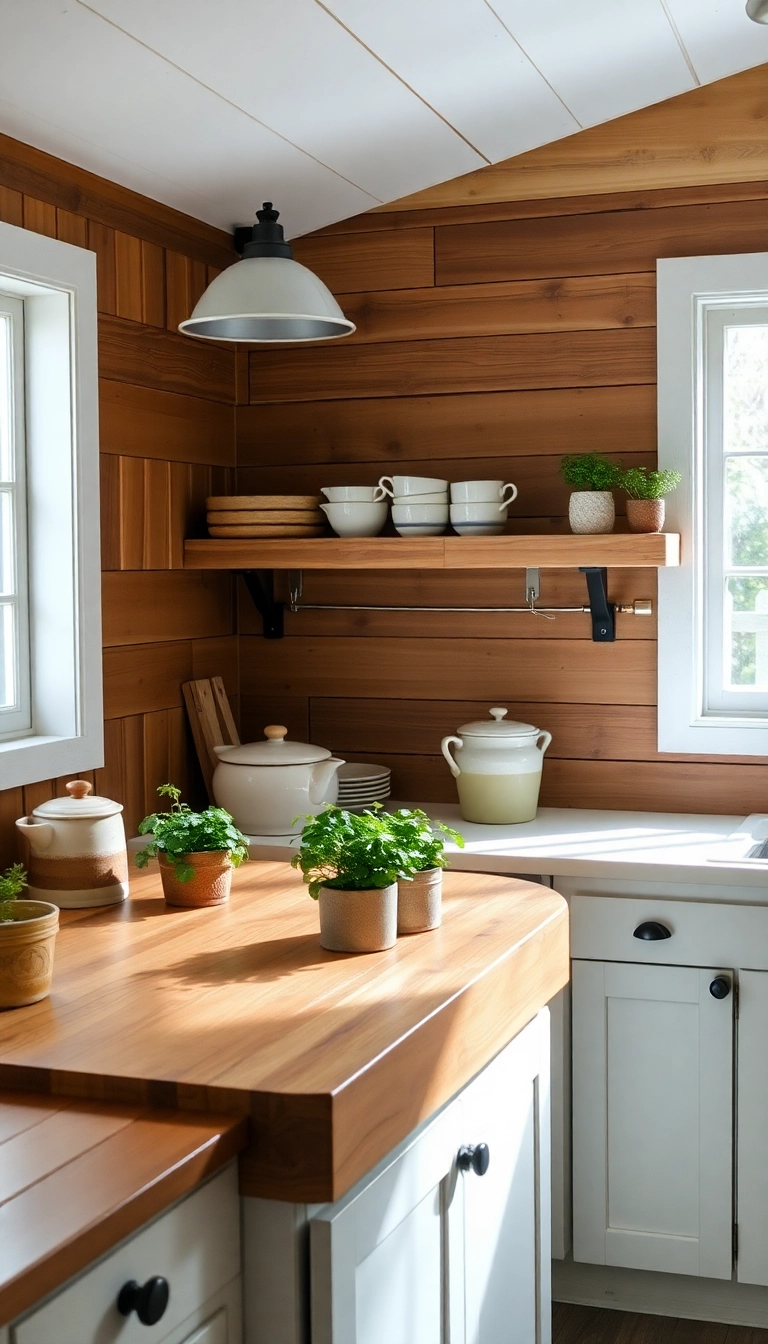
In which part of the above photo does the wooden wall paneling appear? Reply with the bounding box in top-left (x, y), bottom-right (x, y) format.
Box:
top-left (290, 228), bottom-right (434, 294)
top-left (121, 715), bottom-right (146, 839)
top-left (117, 456), bottom-right (145, 571)
top-left (141, 242), bottom-right (165, 327)
top-left (55, 209), bottom-right (88, 248)
top-left (102, 572), bottom-right (234, 647)
top-left (237, 385), bottom-right (657, 468)
top-left (22, 781), bottom-right (56, 813)
top-left (114, 231), bottom-right (144, 322)
top-left (143, 709), bottom-right (173, 814)
top-left (166, 250), bottom-right (191, 332)
top-left (99, 383), bottom-right (236, 466)
top-left (99, 455), bottom-right (121, 571)
top-left (0, 186), bottom-right (23, 226)
top-left (98, 315), bottom-right (235, 402)
top-left (191, 635), bottom-right (239, 701)
top-left (22, 196), bottom-right (56, 237)
top-left (143, 459), bottom-right (172, 570)
top-left (0, 788), bottom-right (24, 868)
top-left (96, 719), bottom-right (125, 815)
top-left (240, 695), bottom-right (309, 745)
top-left (541, 759), bottom-right (768, 816)
top-left (340, 272), bottom-right (655, 344)
top-left (241, 635), bottom-right (656, 705)
top-left (87, 220), bottom-right (117, 315)
top-left (434, 198), bottom-right (768, 287)
top-left (248, 327), bottom-right (655, 404)
top-left (103, 642), bottom-right (194, 720)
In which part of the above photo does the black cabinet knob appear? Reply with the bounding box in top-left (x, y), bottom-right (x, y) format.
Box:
top-left (457, 1143), bottom-right (490, 1176)
top-left (710, 976), bottom-right (731, 1000)
top-left (633, 921), bottom-right (672, 941)
top-left (117, 1277), bottom-right (170, 1326)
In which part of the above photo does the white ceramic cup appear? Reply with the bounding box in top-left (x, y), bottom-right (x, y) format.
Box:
top-left (392, 502), bottom-right (449, 525)
top-left (321, 486), bottom-right (380, 503)
top-left (450, 480), bottom-right (518, 506)
top-left (450, 501), bottom-right (511, 524)
top-left (376, 474), bottom-right (449, 499)
top-left (320, 501), bottom-right (388, 537)
top-left (392, 491), bottom-right (447, 505)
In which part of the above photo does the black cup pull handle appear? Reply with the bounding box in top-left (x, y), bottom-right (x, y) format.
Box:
top-left (710, 977), bottom-right (731, 1000)
top-left (117, 1277), bottom-right (170, 1326)
top-left (633, 921), bottom-right (672, 941)
top-left (457, 1143), bottom-right (490, 1176)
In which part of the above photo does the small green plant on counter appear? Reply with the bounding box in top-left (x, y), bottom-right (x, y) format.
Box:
top-left (0, 864), bottom-right (27, 922)
top-left (135, 783), bottom-right (249, 882)
top-left (385, 808), bottom-right (464, 874)
top-left (292, 804), bottom-right (414, 900)
top-left (560, 453), bottom-right (624, 491)
top-left (621, 466), bottom-right (682, 500)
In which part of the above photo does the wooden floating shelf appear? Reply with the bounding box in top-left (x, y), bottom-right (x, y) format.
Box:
top-left (184, 532), bottom-right (680, 571)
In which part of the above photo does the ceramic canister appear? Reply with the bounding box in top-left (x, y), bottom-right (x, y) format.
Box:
top-left (16, 780), bottom-right (129, 908)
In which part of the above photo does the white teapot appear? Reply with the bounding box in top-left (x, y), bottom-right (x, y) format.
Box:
top-left (441, 708), bottom-right (552, 825)
top-left (212, 725), bottom-right (344, 836)
top-left (16, 780), bottom-right (128, 907)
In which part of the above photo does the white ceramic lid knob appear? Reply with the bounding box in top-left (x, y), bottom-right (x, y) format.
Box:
top-left (489, 708), bottom-right (508, 721)
top-left (66, 780), bottom-right (93, 799)
top-left (264, 725), bottom-right (288, 740)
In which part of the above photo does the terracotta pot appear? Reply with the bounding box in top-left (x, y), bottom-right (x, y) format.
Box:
top-left (0, 900), bottom-right (59, 1009)
top-left (318, 883), bottom-right (397, 953)
top-left (626, 498), bottom-right (665, 533)
top-left (159, 851), bottom-right (234, 908)
top-left (397, 868), bottom-right (442, 934)
top-left (568, 491), bottom-right (615, 534)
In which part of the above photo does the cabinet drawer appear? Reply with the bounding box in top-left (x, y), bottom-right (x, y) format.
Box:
top-left (570, 893), bottom-right (768, 969)
top-left (13, 1165), bottom-right (240, 1344)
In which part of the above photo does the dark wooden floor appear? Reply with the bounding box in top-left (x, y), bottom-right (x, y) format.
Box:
top-left (554, 1303), bottom-right (768, 1342)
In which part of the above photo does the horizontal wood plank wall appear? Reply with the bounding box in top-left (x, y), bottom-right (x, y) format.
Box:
top-left (0, 135), bottom-right (238, 861)
top-left (239, 69), bottom-right (768, 816)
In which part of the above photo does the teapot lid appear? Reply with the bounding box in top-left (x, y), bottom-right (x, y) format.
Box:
top-left (32, 780), bottom-right (124, 819)
top-left (458, 707), bottom-right (540, 739)
top-left (214, 725), bottom-right (333, 766)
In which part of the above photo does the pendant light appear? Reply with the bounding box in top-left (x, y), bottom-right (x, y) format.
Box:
top-left (746, 0), bottom-right (768, 21)
top-left (178, 203), bottom-right (355, 343)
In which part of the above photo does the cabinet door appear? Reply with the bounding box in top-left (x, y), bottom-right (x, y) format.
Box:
top-left (459, 1010), bottom-right (551, 1344)
top-left (572, 960), bottom-right (733, 1279)
top-left (180, 1312), bottom-right (227, 1344)
top-left (737, 969), bottom-right (768, 1285)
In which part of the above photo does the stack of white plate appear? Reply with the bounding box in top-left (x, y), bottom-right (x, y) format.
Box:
top-left (336, 763), bottom-right (392, 811)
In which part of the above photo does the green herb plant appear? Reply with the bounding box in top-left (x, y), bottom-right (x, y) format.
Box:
top-left (560, 453), bottom-right (624, 491)
top-left (0, 864), bottom-right (26, 922)
top-left (621, 466), bottom-right (682, 500)
top-left (292, 804), bottom-right (414, 900)
top-left (385, 808), bottom-right (464, 874)
top-left (135, 784), bottom-right (249, 882)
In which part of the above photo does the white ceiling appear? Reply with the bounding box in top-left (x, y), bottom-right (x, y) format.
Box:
top-left (1, 0), bottom-right (767, 239)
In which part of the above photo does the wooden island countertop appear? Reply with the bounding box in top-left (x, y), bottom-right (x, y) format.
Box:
top-left (0, 862), bottom-right (568, 1203)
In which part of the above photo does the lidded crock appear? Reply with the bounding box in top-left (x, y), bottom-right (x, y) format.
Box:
top-left (16, 780), bottom-right (128, 908)
top-left (441, 708), bottom-right (552, 826)
top-left (212, 725), bottom-right (344, 837)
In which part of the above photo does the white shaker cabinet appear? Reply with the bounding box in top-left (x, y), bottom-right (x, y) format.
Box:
top-left (572, 958), bottom-right (734, 1279)
top-left (310, 1011), bottom-right (551, 1344)
top-left (737, 969), bottom-right (768, 1286)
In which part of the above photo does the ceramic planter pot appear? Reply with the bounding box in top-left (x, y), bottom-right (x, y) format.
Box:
top-left (159, 851), bottom-right (234, 908)
top-left (568, 491), bottom-right (615, 535)
top-left (0, 900), bottom-right (59, 1008)
top-left (626, 498), bottom-right (665, 533)
top-left (318, 883), bottom-right (397, 953)
top-left (398, 868), bottom-right (442, 934)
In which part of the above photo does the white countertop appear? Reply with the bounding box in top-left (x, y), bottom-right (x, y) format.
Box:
top-left (247, 804), bottom-right (768, 891)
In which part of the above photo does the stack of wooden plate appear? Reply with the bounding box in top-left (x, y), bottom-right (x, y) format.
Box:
top-left (206, 495), bottom-right (324, 538)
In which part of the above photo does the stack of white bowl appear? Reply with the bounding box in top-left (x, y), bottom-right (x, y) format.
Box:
top-left (336, 762), bottom-right (392, 811)
top-left (377, 475), bottom-right (449, 537)
top-left (450, 480), bottom-right (519, 536)
top-left (320, 486), bottom-right (388, 537)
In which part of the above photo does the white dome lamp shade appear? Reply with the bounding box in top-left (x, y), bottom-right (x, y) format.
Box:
top-left (746, 0), bottom-right (768, 19)
top-left (178, 202), bottom-right (356, 343)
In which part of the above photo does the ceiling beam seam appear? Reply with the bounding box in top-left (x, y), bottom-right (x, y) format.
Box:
top-left (658, 0), bottom-right (702, 87)
top-left (481, 0), bottom-right (583, 131)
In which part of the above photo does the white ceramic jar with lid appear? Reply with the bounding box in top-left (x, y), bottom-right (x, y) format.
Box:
top-left (15, 780), bottom-right (128, 907)
top-left (212, 725), bottom-right (345, 836)
top-left (441, 708), bottom-right (552, 824)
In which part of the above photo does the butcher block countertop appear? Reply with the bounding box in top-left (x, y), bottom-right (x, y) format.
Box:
top-left (0, 861), bottom-right (568, 1203)
top-left (0, 1092), bottom-right (247, 1326)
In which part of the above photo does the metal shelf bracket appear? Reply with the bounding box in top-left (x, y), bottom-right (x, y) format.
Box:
top-left (240, 570), bottom-right (284, 639)
top-left (579, 566), bottom-right (615, 642)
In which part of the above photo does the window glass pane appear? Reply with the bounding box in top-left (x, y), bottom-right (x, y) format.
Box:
top-left (0, 490), bottom-right (12, 596)
top-left (724, 324), bottom-right (768, 453)
top-left (0, 603), bottom-right (15, 709)
top-left (725, 576), bottom-right (768, 689)
top-left (725, 456), bottom-right (768, 567)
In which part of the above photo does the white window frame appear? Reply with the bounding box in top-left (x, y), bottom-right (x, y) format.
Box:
top-left (0, 293), bottom-right (31, 737)
top-left (0, 220), bottom-right (102, 789)
top-left (658, 251), bottom-right (768, 755)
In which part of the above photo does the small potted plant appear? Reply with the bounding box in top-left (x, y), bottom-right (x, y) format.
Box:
top-left (560, 453), bottom-right (624, 534)
top-left (386, 809), bottom-right (464, 934)
top-left (0, 864), bottom-right (59, 1009)
top-left (292, 805), bottom-right (406, 953)
top-left (621, 466), bottom-right (682, 533)
top-left (135, 784), bottom-right (249, 908)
